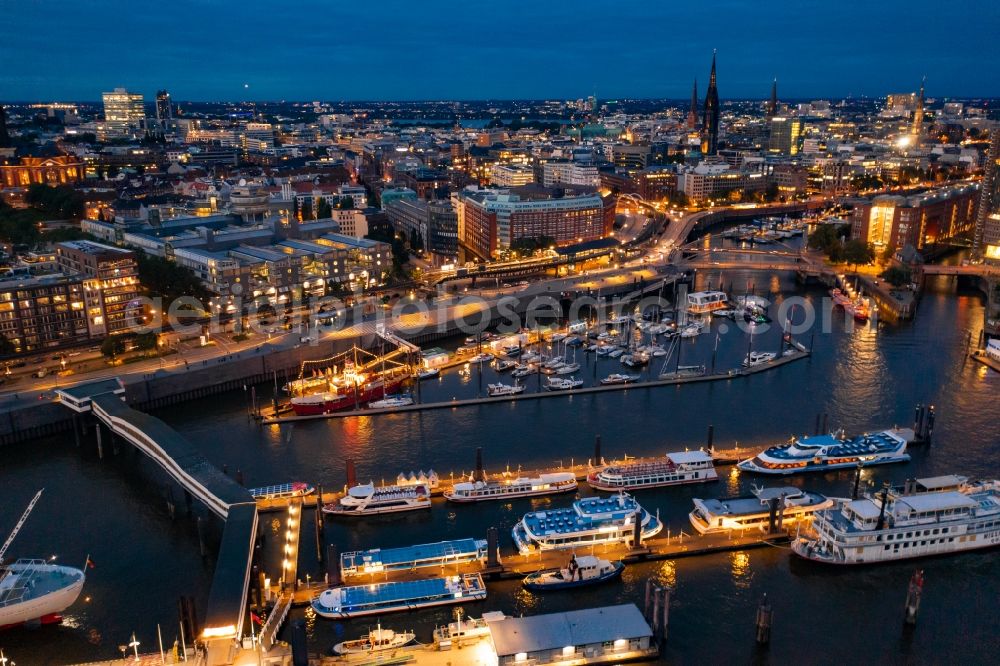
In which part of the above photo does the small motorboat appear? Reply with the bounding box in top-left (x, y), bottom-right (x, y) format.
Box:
top-left (600, 373), bottom-right (640, 385)
top-left (469, 353), bottom-right (494, 364)
top-left (522, 555), bottom-right (624, 591)
top-left (493, 359), bottom-right (517, 372)
top-left (555, 362), bottom-right (580, 375)
top-left (333, 624), bottom-right (416, 655)
top-left (545, 377), bottom-right (584, 391)
top-left (742, 351), bottom-right (776, 368)
top-left (415, 367), bottom-right (440, 380)
top-left (488, 382), bottom-right (525, 397)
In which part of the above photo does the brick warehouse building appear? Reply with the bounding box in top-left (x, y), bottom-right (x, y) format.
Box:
top-left (850, 182), bottom-right (980, 251)
top-left (456, 186), bottom-right (616, 260)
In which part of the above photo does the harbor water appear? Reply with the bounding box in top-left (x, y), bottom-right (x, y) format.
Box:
top-left (2, 273), bottom-right (999, 665)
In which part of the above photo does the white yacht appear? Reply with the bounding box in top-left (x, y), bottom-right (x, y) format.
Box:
top-left (512, 493), bottom-right (662, 554)
top-left (545, 377), bottom-right (584, 391)
top-left (487, 382), bottom-right (525, 397)
top-left (689, 486), bottom-right (837, 535)
top-left (368, 394), bottom-right (414, 409)
top-left (600, 373), bottom-right (640, 385)
top-left (555, 362), bottom-right (580, 375)
top-left (444, 472), bottom-right (577, 503)
top-left (333, 625), bottom-right (416, 655)
top-left (792, 475), bottom-right (1000, 565)
top-left (323, 483), bottom-right (431, 516)
top-left (743, 351), bottom-right (777, 367)
top-left (588, 451), bottom-right (718, 491)
top-left (0, 491), bottom-right (86, 629)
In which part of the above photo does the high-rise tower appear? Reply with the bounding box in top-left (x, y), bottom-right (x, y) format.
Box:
top-left (767, 78), bottom-right (778, 118)
top-left (701, 51), bottom-right (720, 155)
top-left (911, 77), bottom-right (925, 137)
top-left (686, 80), bottom-right (699, 129)
top-left (974, 125), bottom-right (1000, 259)
top-left (155, 89), bottom-right (172, 125)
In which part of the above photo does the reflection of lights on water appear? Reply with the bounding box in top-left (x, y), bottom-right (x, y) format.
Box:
top-left (514, 586), bottom-right (540, 613)
top-left (730, 551), bottom-right (752, 588)
top-left (654, 560), bottom-right (677, 588)
top-left (726, 467), bottom-right (741, 495)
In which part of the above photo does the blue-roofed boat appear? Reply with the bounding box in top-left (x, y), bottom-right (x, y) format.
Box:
top-left (737, 429), bottom-right (910, 475)
top-left (340, 538), bottom-right (489, 576)
top-left (311, 573), bottom-right (487, 619)
top-left (247, 482), bottom-right (315, 501)
top-left (511, 493), bottom-right (662, 555)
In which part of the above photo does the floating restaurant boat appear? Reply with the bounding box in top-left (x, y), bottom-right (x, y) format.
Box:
top-left (588, 451), bottom-right (718, 491)
top-left (737, 429), bottom-right (910, 475)
top-left (687, 291), bottom-right (729, 315)
top-left (288, 361), bottom-right (406, 416)
top-left (0, 491), bottom-right (86, 629)
top-left (600, 373), bottom-right (640, 385)
top-left (522, 555), bottom-right (624, 591)
top-left (340, 538), bottom-right (489, 576)
top-left (444, 472), bottom-right (577, 503)
top-left (511, 493), bottom-right (662, 554)
top-left (323, 483), bottom-right (431, 516)
top-left (792, 475), bottom-right (1000, 565)
top-left (333, 624), bottom-right (416, 655)
top-left (247, 482), bottom-right (315, 501)
top-left (487, 382), bottom-right (525, 397)
top-left (688, 486), bottom-right (837, 535)
top-left (311, 573), bottom-right (487, 619)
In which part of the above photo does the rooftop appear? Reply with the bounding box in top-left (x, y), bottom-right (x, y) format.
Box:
top-left (488, 604), bottom-right (652, 657)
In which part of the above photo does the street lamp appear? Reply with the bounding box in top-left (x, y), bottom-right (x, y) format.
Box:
top-left (129, 632), bottom-right (141, 661)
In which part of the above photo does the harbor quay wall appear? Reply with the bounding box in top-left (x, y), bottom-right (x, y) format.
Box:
top-left (0, 276), bottom-right (673, 446)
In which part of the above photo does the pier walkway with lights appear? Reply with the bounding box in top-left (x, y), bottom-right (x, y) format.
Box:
top-left (55, 379), bottom-right (259, 666)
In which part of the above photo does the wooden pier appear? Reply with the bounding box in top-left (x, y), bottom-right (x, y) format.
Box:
top-left (277, 529), bottom-right (791, 607)
top-left (258, 349), bottom-right (811, 425)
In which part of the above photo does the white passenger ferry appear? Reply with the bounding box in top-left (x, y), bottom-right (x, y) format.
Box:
top-left (689, 486), bottom-right (837, 535)
top-left (511, 493), bottom-right (662, 554)
top-left (792, 475), bottom-right (1000, 565)
top-left (737, 430), bottom-right (910, 475)
top-left (588, 451), bottom-right (717, 491)
top-left (444, 472), bottom-right (577, 503)
top-left (323, 483), bottom-right (430, 516)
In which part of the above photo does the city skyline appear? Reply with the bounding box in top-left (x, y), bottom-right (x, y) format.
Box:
top-left (3, 0), bottom-right (999, 102)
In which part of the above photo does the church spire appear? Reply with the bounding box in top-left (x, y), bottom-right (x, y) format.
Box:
top-left (687, 79), bottom-right (699, 129)
top-left (701, 50), bottom-right (720, 154)
top-left (767, 78), bottom-right (778, 118)
top-left (911, 76), bottom-right (925, 137)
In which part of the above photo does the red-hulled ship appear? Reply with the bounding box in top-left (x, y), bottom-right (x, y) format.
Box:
top-left (288, 361), bottom-right (406, 416)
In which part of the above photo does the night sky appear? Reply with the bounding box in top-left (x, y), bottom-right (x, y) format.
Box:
top-left (3, 0), bottom-right (998, 102)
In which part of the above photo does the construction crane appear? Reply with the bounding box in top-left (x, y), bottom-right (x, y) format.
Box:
top-left (0, 489), bottom-right (43, 562)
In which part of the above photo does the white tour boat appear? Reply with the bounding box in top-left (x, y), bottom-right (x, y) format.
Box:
top-left (368, 394), bottom-right (415, 409)
top-left (689, 486), bottom-right (837, 535)
top-left (444, 472), bottom-right (577, 503)
top-left (792, 475), bottom-right (1000, 565)
top-left (737, 429), bottom-right (911, 475)
top-left (323, 483), bottom-right (431, 516)
top-left (588, 450), bottom-right (718, 491)
top-left (600, 373), bottom-right (640, 385)
top-left (511, 493), bottom-right (662, 554)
